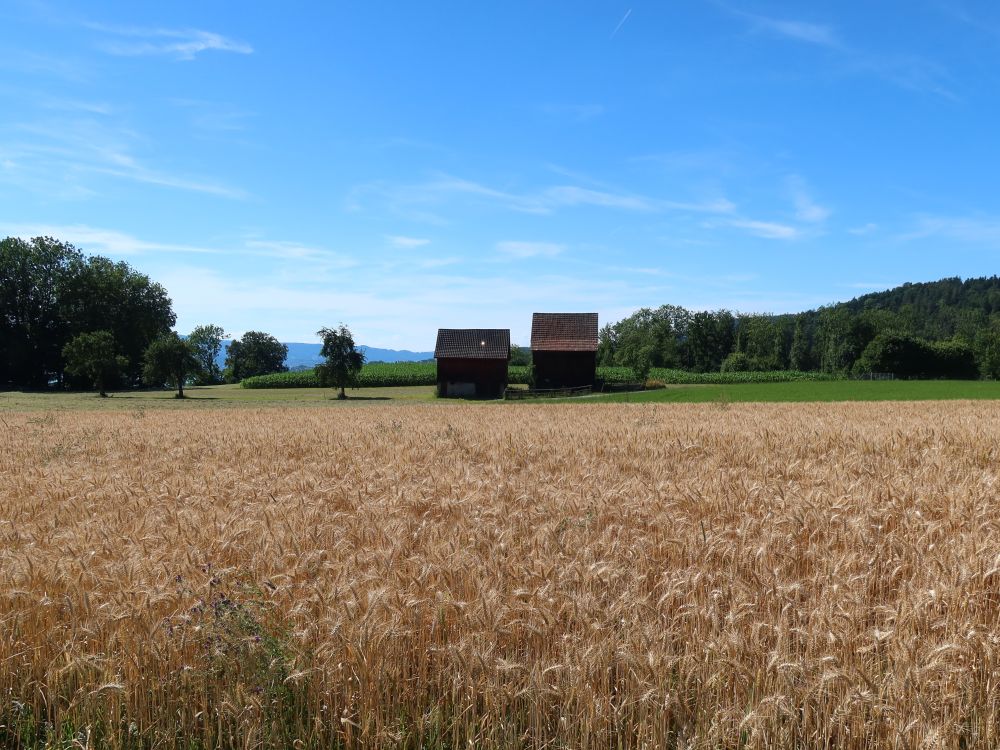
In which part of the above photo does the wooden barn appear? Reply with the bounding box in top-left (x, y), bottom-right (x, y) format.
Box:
top-left (530, 312), bottom-right (599, 388)
top-left (434, 328), bottom-right (511, 398)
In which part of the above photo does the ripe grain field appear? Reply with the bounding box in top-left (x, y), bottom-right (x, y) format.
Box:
top-left (2, 402), bottom-right (1000, 749)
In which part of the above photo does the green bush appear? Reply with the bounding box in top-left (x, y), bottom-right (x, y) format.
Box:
top-left (720, 352), bottom-right (753, 373)
top-left (854, 334), bottom-right (978, 379)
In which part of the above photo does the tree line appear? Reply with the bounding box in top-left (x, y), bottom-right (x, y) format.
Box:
top-left (8, 235), bottom-right (1000, 392)
top-left (0, 237), bottom-right (295, 394)
top-left (598, 277), bottom-right (1000, 379)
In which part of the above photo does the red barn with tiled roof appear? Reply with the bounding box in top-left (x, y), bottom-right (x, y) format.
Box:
top-left (434, 328), bottom-right (510, 398)
top-left (530, 312), bottom-right (598, 388)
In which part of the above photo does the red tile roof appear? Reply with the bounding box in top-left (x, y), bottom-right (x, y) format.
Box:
top-left (434, 329), bottom-right (511, 359)
top-left (530, 312), bottom-right (599, 352)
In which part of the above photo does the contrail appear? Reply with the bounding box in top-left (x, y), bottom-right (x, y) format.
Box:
top-left (611, 8), bottom-right (632, 39)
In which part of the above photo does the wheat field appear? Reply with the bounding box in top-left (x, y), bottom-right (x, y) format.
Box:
top-left (2, 401), bottom-right (1000, 748)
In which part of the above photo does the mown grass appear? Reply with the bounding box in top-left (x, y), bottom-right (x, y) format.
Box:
top-left (0, 384), bottom-right (437, 411)
top-left (5, 379), bottom-right (1000, 414)
top-left (579, 379), bottom-right (1000, 403)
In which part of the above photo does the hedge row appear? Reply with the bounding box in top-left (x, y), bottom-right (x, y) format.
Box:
top-left (241, 363), bottom-right (833, 389)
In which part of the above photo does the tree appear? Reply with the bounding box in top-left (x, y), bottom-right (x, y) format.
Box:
top-left (621, 344), bottom-right (654, 384)
top-left (62, 331), bottom-right (127, 397)
top-left (789, 318), bottom-right (812, 371)
top-left (976, 326), bottom-right (1000, 379)
top-left (720, 351), bottom-right (753, 373)
top-left (509, 344), bottom-right (532, 366)
top-left (0, 236), bottom-right (175, 389)
top-left (143, 333), bottom-right (199, 398)
top-left (315, 324), bottom-right (365, 399)
top-left (0, 236), bottom-right (82, 387)
top-left (188, 324), bottom-right (227, 385)
top-left (58, 254), bottom-right (175, 384)
top-left (224, 331), bottom-right (288, 382)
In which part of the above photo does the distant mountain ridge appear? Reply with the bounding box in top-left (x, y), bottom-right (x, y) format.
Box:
top-left (214, 341), bottom-right (433, 369)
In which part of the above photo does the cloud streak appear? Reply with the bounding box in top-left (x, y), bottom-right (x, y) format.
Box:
top-left (722, 6), bottom-right (956, 98)
top-left (349, 172), bottom-right (736, 220)
top-left (85, 22), bottom-right (253, 60)
top-left (0, 223), bottom-right (225, 256)
top-left (496, 241), bottom-right (566, 259)
top-left (3, 119), bottom-right (247, 199)
top-left (788, 176), bottom-right (831, 223)
top-left (726, 219), bottom-right (800, 240)
top-left (898, 215), bottom-right (1000, 244)
top-left (386, 235), bottom-right (431, 248)
top-left (749, 16), bottom-right (840, 47)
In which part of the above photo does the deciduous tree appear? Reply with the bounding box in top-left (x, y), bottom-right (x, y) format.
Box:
top-left (188, 324), bottom-right (227, 385)
top-left (224, 331), bottom-right (288, 382)
top-left (62, 331), bottom-right (127, 397)
top-left (315, 324), bottom-right (365, 399)
top-left (143, 333), bottom-right (199, 398)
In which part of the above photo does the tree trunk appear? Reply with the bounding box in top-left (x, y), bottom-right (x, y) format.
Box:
top-left (338, 385), bottom-right (346, 399)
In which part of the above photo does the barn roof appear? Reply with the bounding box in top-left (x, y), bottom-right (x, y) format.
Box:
top-left (530, 312), bottom-right (599, 352)
top-left (434, 329), bottom-right (511, 359)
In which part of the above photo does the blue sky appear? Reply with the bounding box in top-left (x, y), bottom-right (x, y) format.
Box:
top-left (3, 1), bottom-right (1000, 348)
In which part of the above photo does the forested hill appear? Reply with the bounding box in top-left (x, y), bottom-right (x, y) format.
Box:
top-left (598, 276), bottom-right (1000, 379)
top-left (835, 276), bottom-right (1000, 333)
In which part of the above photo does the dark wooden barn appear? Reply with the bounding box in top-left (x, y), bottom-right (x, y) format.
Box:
top-left (530, 312), bottom-right (599, 388)
top-left (434, 328), bottom-right (511, 398)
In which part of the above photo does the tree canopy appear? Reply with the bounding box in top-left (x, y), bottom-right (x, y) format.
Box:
top-left (188, 324), bottom-right (227, 385)
top-left (0, 236), bottom-right (175, 388)
top-left (224, 331), bottom-right (288, 383)
top-left (315, 324), bottom-right (365, 399)
top-left (143, 333), bottom-right (199, 398)
top-left (597, 276), bottom-right (1000, 379)
top-left (62, 331), bottom-right (128, 397)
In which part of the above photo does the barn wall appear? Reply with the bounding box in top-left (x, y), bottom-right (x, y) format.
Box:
top-left (436, 358), bottom-right (508, 398)
top-left (532, 351), bottom-right (597, 388)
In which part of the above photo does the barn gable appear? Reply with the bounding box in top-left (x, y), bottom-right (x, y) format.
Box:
top-left (434, 328), bottom-right (511, 398)
top-left (530, 313), bottom-right (599, 352)
top-left (530, 313), bottom-right (599, 388)
top-left (434, 329), bottom-right (511, 360)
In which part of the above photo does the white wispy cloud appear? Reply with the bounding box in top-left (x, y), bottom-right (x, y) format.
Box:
top-left (749, 16), bottom-right (840, 47)
top-left (848, 223), bottom-right (878, 235)
top-left (0, 51), bottom-right (94, 82)
top-left (0, 223), bottom-right (224, 255)
top-left (244, 240), bottom-right (357, 267)
top-left (0, 224), bottom-right (358, 270)
top-left (788, 176), bottom-right (831, 223)
top-left (386, 235), bottom-right (431, 248)
top-left (898, 215), bottom-right (1000, 244)
top-left (85, 22), bottom-right (253, 60)
top-left (349, 172), bottom-right (735, 221)
top-left (721, 6), bottom-right (955, 98)
top-left (37, 97), bottom-right (113, 115)
top-left (727, 219), bottom-right (800, 240)
top-left (542, 185), bottom-right (653, 211)
top-left (496, 241), bottom-right (566, 259)
top-left (3, 119), bottom-right (247, 199)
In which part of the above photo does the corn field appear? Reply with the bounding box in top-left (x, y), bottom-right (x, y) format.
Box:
top-left (2, 402), bottom-right (1000, 748)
